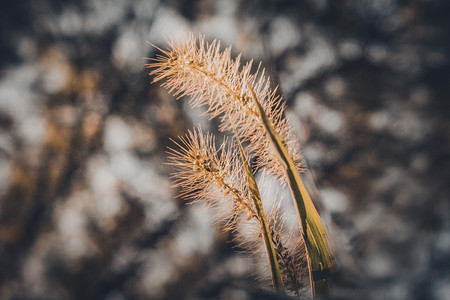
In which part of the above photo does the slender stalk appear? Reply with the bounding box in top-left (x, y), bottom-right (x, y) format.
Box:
top-left (233, 126), bottom-right (285, 293)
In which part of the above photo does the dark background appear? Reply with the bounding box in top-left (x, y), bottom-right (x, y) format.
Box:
top-left (0, 0), bottom-right (449, 299)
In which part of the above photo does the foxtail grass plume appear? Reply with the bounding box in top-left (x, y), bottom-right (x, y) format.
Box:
top-left (168, 128), bottom-right (309, 294)
top-left (151, 34), bottom-right (335, 297)
top-left (269, 216), bottom-right (309, 294)
top-left (149, 34), bottom-right (303, 180)
top-left (237, 199), bottom-right (309, 296)
top-left (167, 128), bottom-right (256, 230)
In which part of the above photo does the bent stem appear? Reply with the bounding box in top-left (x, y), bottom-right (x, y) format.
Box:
top-left (233, 125), bottom-right (285, 294)
top-left (247, 82), bottom-right (334, 297)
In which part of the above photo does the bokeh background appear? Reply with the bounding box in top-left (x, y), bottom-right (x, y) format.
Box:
top-left (0, 0), bottom-right (449, 299)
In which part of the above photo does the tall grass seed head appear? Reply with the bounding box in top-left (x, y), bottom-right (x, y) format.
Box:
top-left (148, 34), bottom-right (304, 181)
top-left (167, 127), bottom-right (257, 231)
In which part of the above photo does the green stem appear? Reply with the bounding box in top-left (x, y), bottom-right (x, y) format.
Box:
top-left (233, 125), bottom-right (285, 294)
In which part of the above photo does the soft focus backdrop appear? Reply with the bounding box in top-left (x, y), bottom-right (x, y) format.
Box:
top-left (0, 0), bottom-right (449, 299)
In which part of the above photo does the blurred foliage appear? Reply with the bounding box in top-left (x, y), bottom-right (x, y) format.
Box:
top-left (0, 0), bottom-right (449, 299)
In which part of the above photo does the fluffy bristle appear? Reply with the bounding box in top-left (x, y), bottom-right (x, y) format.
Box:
top-left (167, 127), bottom-right (257, 231)
top-left (154, 35), bottom-right (312, 296)
top-left (269, 212), bottom-right (309, 294)
top-left (148, 34), bottom-right (303, 181)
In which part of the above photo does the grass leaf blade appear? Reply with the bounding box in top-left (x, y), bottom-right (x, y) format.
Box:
top-left (247, 82), bottom-right (334, 297)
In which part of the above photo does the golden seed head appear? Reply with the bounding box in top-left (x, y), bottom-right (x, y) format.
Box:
top-left (167, 127), bottom-right (255, 223)
top-left (148, 34), bottom-right (304, 180)
top-left (151, 35), bottom-right (310, 295)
